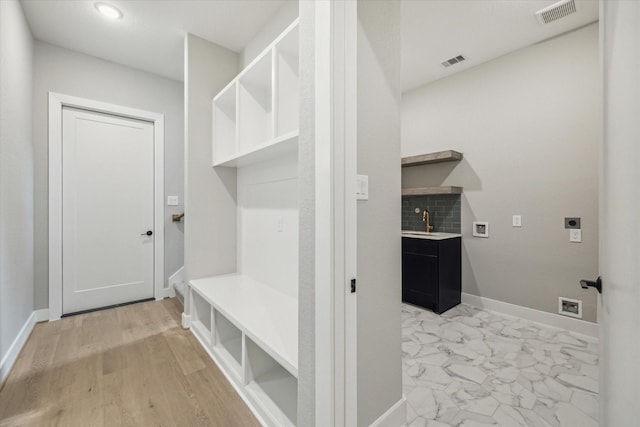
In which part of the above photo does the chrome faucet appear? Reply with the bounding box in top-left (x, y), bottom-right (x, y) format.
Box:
top-left (422, 209), bottom-right (434, 234)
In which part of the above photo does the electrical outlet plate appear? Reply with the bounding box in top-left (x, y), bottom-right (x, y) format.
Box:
top-left (570, 229), bottom-right (582, 243)
top-left (558, 297), bottom-right (583, 318)
top-left (512, 215), bottom-right (522, 227)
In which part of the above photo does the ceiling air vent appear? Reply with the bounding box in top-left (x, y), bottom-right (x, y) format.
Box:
top-left (441, 55), bottom-right (466, 68)
top-left (535, 0), bottom-right (578, 24)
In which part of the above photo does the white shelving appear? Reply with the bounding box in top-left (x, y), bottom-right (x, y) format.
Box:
top-left (189, 274), bottom-right (298, 427)
top-left (212, 19), bottom-right (299, 168)
top-left (196, 17), bottom-right (300, 427)
top-left (246, 338), bottom-right (298, 427)
top-left (191, 291), bottom-right (212, 346)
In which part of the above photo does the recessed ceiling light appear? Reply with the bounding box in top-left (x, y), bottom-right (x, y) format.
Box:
top-left (95, 2), bottom-right (123, 20)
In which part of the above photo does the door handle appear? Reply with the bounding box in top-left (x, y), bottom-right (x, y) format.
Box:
top-left (141, 230), bottom-right (153, 236)
top-left (580, 276), bottom-right (602, 293)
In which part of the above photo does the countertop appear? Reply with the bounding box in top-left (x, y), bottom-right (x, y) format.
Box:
top-left (402, 231), bottom-right (462, 240)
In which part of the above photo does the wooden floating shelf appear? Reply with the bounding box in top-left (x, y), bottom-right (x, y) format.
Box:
top-left (402, 186), bottom-right (463, 196)
top-left (402, 150), bottom-right (463, 167)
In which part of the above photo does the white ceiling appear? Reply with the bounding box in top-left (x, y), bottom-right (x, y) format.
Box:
top-left (21, 0), bottom-right (598, 91)
top-left (21, 0), bottom-right (287, 82)
top-left (401, 0), bottom-right (599, 92)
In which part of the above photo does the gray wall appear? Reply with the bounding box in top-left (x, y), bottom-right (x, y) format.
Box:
top-left (0, 0), bottom-right (35, 365)
top-left (241, 0), bottom-right (299, 68)
top-left (357, 1), bottom-right (403, 425)
top-left (32, 42), bottom-right (184, 309)
top-left (183, 34), bottom-right (238, 284)
top-left (402, 24), bottom-right (600, 322)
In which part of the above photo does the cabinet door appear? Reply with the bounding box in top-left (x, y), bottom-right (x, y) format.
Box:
top-left (402, 252), bottom-right (439, 310)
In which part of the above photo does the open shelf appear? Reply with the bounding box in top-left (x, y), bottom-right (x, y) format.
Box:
top-left (246, 337), bottom-right (298, 427)
top-left (213, 82), bottom-right (237, 162)
top-left (239, 53), bottom-right (273, 153)
top-left (212, 19), bottom-right (299, 168)
top-left (275, 24), bottom-right (299, 137)
top-left (213, 310), bottom-right (243, 377)
top-left (402, 186), bottom-right (463, 196)
top-left (191, 291), bottom-right (212, 345)
top-left (213, 131), bottom-right (298, 168)
top-left (402, 150), bottom-right (463, 167)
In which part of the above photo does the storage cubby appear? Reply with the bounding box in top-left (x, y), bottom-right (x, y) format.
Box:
top-left (211, 19), bottom-right (299, 168)
top-left (213, 310), bottom-right (243, 375)
top-left (191, 290), bottom-right (212, 345)
top-left (245, 337), bottom-right (298, 427)
top-left (274, 25), bottom-right (299, 137)
top-left (212, 82), bottom-right (237, 163)
top-left (239, 53), bottom-right (273, 152)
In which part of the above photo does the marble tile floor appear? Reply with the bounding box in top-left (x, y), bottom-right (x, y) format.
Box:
top-left (402, 303), bottom-right (599, 427)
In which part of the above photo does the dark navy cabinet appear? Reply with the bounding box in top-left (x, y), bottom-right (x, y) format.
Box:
top-left (402, 237), bottom-right (461, 314)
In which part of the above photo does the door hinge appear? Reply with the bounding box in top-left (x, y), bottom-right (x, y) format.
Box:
top-left (350, 278), bottom-right (356, 293)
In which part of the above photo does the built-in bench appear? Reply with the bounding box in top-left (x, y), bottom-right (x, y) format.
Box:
top-left (188, 274), bottom-right (298, 427)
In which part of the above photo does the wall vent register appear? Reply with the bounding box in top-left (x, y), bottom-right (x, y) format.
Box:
top-left (441, 55), bottom-right (466, 68)
top-left (535, 0), bottom-right (577, 25)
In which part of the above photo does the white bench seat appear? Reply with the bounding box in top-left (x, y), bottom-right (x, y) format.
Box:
top-left (189, 273), bottom-right (298, 377)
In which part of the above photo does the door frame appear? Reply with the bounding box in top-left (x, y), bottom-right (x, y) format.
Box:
top-left (313, 1), bottom-right (358, 425)
top-left (48, 92), bottom-right (165, 321)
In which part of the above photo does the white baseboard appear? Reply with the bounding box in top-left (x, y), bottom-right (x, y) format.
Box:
top-left (156, 286), bottom-right (176, 300)
top-left (370, 395), bottom-right (407, 427)
top-left (34, 308), bottom-right (49, 322)
top-left (461, 293), bottom-right (599, 339)
top-left (181, 313), bottom-right (191, 329)
top-left (0, 308), bottom-right (48, 385)
top-left (167, 266), bottom-right (184, 299)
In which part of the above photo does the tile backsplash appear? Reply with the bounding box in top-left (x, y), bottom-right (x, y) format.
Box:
top-left (402, 194), bottom-right (461, 233)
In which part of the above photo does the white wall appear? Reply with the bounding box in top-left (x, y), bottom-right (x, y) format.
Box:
top-left (32, 41), bottom-right (184, 308)
top-left (357, 1), bottom-right (403, 425)
top-left (600, 1), bottom-right (640, 424)
top-left (238, 154), bottom-right (298, 298)
top-left (402, 24), bottom-right (600, 322)
top-left (241, 0), bottom-right (298, 68)
top-left (183, 34), bottom-right (238, 286)
top-left (0, 0), bottom-right (35, 369)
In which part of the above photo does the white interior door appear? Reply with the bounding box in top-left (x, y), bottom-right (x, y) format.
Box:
top-left (62, 107), bottom-right (155, 314)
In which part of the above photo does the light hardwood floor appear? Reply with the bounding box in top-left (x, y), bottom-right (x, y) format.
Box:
top-left (0, 298), bottom-right (261, 427)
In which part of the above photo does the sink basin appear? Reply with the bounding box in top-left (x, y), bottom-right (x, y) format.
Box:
top-left (401, 231), bottom-right (462, 240)
top-left (403, 231), bottom-right (445, 236)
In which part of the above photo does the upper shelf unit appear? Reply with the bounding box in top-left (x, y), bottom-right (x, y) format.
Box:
top-left (401, 186), bottom-right (463, 196)
top-left (402, 149), bottom-right (464, 196)
top-left (213, 19), bottom-right (299, 167)
top-left (402, 150), bottom-right (463, 167)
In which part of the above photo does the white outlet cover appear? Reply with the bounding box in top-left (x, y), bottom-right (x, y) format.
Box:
top-left (167, 196), bottom-right (179, 206)
top-left (570, 229), bottom-right (582, 243)
top-left (512, 215), bottom-right (522, 227)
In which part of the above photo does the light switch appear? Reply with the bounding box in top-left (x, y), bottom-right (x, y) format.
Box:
top-left (277, 216), bottom-right (284, 232)
top-left (356, 175), bottom-right (369, 200)
top-left (167, 196), bottom-right (179, 206)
